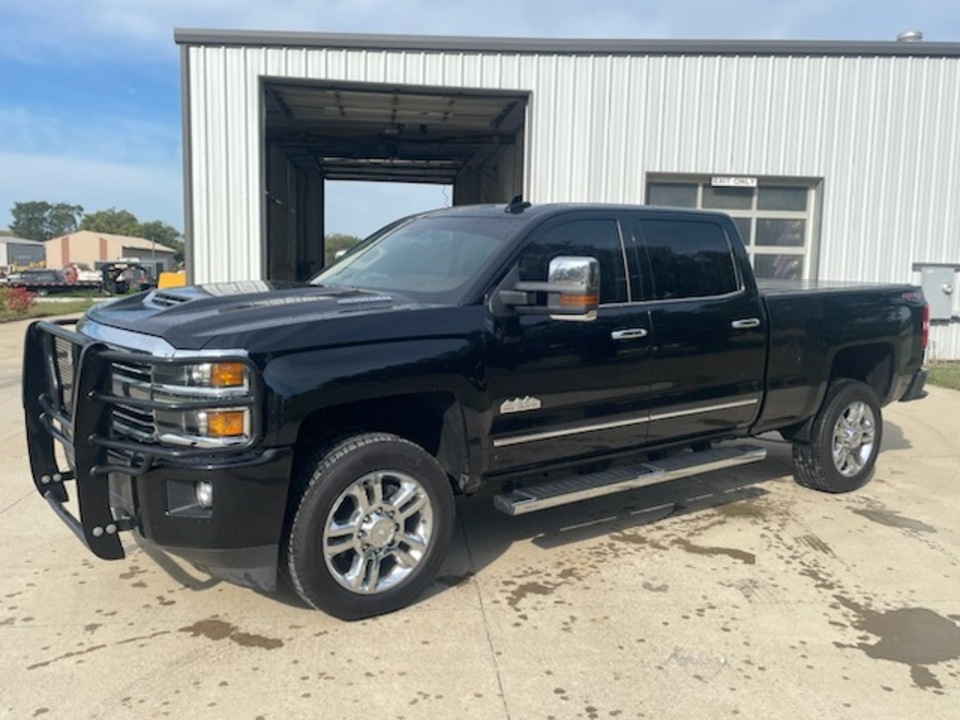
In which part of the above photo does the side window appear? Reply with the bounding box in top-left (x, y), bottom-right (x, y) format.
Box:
top-left (640, 220), bottom-right (739, 300)
top-left (518, 219), bottom-right (628, 304)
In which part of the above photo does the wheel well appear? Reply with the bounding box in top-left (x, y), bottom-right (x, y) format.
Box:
top-left (781, 343), bottom-right (894, 443)
top-left (292, 392), bottom-right (467, 486)
top-left (829, 343), bottom-right (894, 401)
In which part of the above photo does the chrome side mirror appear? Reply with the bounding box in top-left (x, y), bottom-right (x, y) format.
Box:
top-left (500, 256), bottom-right (600, 322)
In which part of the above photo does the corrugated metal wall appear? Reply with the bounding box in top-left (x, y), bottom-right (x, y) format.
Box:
top-left (184, 44), bottom-right (960, 355)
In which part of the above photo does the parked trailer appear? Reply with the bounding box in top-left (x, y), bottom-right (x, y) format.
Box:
top-left (3, 270), bottom-right (101, 295)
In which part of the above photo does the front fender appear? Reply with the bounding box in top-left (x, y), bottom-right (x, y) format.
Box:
top-left (261, 337), bottom-right (485, 448)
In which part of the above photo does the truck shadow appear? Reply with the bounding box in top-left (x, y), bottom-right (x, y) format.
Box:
top-left (880, 419), bottom-right (911, 451)
top-left (143, 431), bottom-right (909, 615)
top-left (261, 442), bottom-right (797, 613)
top-left (420, 439), bottom-right (800, 605)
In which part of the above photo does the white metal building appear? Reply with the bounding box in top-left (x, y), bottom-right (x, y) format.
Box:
top-left (0, 237), bottom-right (45, 270)
top-left (175, 30), bottom-right (960, 358)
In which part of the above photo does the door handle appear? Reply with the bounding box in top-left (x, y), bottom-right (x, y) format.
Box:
top-left (731, 318), bottom-right (761, 329)
top-left (611, 328), bottom-right (649, 341)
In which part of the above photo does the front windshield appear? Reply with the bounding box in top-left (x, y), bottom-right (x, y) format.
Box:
top-left (310, 215), bottom-right (512, 303)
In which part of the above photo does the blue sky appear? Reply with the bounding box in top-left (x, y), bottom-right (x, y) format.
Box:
top-left (1, 0), bottom-right (957, 238)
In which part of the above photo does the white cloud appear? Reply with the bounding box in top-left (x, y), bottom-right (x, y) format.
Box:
top-left (0, 152), bottom-right (183, 229)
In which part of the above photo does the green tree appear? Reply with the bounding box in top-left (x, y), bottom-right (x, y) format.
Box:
top-left (10, 201), bottom-right (83, 240)
top-left (138, 220), bottom-right (181, 247)
top-left (48, 203), bottom-right (84, 237)
top-left (324, 233), bottom-right (361, 266)
top-left (80, 208), bottom-right (141, 236)
top-left (139, 220), bottom-right (184, 264)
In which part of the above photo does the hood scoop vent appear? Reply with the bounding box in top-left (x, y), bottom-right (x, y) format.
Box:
top-left (149, 291), bottom-right (191, 308)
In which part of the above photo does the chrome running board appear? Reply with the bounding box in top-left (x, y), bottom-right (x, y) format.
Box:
top-left (493, 445), bottom-right (767, 516)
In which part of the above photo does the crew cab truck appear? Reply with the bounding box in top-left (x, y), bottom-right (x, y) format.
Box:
top-left (23, 202), bottom-right (929, 619)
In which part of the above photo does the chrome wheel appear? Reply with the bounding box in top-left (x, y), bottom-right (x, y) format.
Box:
top-left (831, 401), bottom-right (877, 478)
top-left (322, 470), bottom-right (434, 595)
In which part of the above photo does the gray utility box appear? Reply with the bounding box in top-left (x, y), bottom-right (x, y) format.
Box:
top-left (914, 264), bottom-right (958, 321)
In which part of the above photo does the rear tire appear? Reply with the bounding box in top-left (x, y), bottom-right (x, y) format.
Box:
top-left (792, 379), bottom-right (882, 493)
top-left (285, 433), bottom-right (455, 620)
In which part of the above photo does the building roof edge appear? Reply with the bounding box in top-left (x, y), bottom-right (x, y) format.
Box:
top-left (173, 28), bottom-right (960, 58)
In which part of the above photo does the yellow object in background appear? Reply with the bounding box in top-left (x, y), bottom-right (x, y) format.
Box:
top-left (158, 271), bottom-right (187, 289)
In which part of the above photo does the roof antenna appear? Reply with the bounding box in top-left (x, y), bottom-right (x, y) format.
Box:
top-left (505, 195), bottom-right (532, 214)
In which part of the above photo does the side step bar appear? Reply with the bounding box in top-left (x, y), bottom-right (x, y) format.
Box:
top-left (493, 445), bottom-right (767, 516)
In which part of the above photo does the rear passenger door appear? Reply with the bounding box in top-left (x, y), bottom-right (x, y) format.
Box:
top-left (632, 214), bottom-right (766, 444)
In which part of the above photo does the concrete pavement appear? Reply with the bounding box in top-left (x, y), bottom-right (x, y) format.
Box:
top-left (2, 315), bottom-right (959, 719)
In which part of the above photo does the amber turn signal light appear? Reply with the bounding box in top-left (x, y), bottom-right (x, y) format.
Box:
top-left (206, 410), bottom-right (246, 437)
top-left (559, 294), bottom-right (598, 308)
top-left (209, 362), bottom-right (247, 388)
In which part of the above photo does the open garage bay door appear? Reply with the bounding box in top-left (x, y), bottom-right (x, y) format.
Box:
top-left (262, 79), bottom-right (528, 280)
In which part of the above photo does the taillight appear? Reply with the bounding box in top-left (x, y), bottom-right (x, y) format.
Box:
top-left (902, 291), bottom-right (929, 350)
top-left (921, 302), bottom-right (930, 349)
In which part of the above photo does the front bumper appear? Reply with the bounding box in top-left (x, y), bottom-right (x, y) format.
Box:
top-left (23, 320), bottom-right (293, 590)
top-left (110, 447), bottom-right (294, 590)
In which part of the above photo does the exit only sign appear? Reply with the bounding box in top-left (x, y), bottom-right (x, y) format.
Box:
top-left (712, 176), bottom-right (758, 188)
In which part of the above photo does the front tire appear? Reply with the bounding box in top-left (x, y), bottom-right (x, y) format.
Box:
top-left (285, 433), bottom-right (455, 620)
top-left (792, 379), bottom-right (882, 493)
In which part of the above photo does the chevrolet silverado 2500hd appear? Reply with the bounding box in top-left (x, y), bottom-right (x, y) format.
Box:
top-left (23, 202), bottom-right (929, 619)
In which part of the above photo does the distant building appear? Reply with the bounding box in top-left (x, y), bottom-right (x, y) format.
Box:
top-left (0, 236), bottom-right (45, 271)
top-left (45, 230), bottom-right (177, 278)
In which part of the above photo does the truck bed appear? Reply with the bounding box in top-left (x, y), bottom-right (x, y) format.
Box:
top-left (754, 278), bottom-right (924, 434)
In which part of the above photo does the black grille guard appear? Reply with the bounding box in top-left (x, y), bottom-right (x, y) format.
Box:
top-left (23, 319), bottom-right (260, 561)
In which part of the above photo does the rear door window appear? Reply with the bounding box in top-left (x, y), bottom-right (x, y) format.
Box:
top-left (638, 219), bottom-right (739, 300)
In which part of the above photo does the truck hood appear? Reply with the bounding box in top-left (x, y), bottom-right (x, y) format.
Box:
top-left (82, 281), bottom-right (449, 352)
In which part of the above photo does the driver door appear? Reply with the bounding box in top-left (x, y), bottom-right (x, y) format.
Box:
top-left (483, 212), bottom-right (653, 474)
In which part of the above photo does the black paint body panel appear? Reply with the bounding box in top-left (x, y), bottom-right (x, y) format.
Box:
top-left (28, 203), bottom-right (927, 588)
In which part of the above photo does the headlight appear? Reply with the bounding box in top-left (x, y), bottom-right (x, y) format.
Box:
top-left (151, 361), bottom-right (253, 448)
top-left (153, 362), bottom-right (250, 393)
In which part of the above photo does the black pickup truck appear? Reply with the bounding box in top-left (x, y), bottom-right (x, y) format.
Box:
top-left (23, 202), bottom-right (929, 619)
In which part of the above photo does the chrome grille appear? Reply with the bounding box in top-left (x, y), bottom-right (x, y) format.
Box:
top-left (110, 360), bottom-right (157, 443)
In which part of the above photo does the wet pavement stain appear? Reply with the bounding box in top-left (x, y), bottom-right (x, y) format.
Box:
top-left (672, 538), bottom-right (756, 565)
top-left (796, 534), bottom-right (834, 556)
top-left (611, 525), bottom-right (756, 565)
top-left (26, 630), bottom-right (172, 669)
top-left (27, 644), bottom-right (108, 670)
top-left (799, 567), bottom-right (837, 590)
top-left (609, 532), bottom-right (668, 550)
top-left (179, 618), bottom-right (284, 650)
top-left (499, 558), bottom-right (596, 612)
top-left (115, 630), bottom-right (172, 647)
top-left (118, 564), bottom-right (149, 580)
top-left (505, 581), bottom-right (555, 609)
top-left (851, 506), bottom-right (936, 533)
top-left (712, 499), bottom-right (768, 519)
top-left (833, 595), bottom-right (960, 689)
